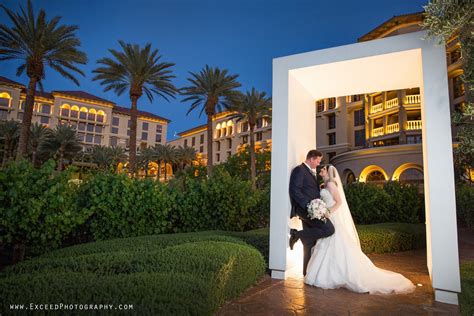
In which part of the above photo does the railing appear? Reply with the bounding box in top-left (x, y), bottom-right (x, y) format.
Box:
top-left (370, 103), bottom-right (383, 114)
top-left (406, 120), bottom-right (422, 130)
top-left (385, 98), bottom-right (399, 109)
top-left (386, 123), bottom-right (400, 134)
top-left (405, 94), bottom-right (421, 104)
top-left (372, 127), bottom-right (384, 137)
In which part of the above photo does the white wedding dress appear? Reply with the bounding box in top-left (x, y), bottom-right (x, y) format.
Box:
top-left (304, 167), bottom-right (416, 294)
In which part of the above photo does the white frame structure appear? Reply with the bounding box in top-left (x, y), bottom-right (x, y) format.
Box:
top-left (270, 31), bottom-right (460, 305)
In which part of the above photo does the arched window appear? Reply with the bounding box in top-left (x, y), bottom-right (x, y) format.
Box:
top-left (60, 104), bottom-right (70, 117)
top-left (221, 122), bottom-right (227, 137)
top-left (88, 108), bottom-right (96, 121)
top-left (366, 170), bottom-right (386, 184)
top-left (399, 168), bottom-right (424, 187)
top-left (79, 107), bottom-right (88, 120)
top-left (215, 123), bottom-right (221, 138)
top-left (346, 171), bottom-right (356, 184)
top-left (0, 92), bottom-right (11, 107)
top-left (227, 120), bottom-right (233, 135)
top-left (96, 110), bottom-right (106, 123)
top-left (70, 105), bottom-right (79, 118)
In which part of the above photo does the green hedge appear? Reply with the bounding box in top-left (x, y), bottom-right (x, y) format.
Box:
top-left (460, 261), bottom-right (474, 316)
top-left (456, 185), bottom-right (474, 228)
top-left (344, 182), bottom-right (424, 224)
top-left (1, 233), bottom-right (266, 315)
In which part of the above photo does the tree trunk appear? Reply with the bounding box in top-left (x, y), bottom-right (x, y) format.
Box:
top-left (249, 125), bottom-right (256, 189)
top-left (158, 161), bottom-right (162, 180)
top-left (129, 96), bottom-right (139, 175)
top-left (31, 146), bottom-right (37, 167)
top-left (12, 242), bottom-right (26, 264)
top-left (58, 150), bottom-right (64, 171)
top-left (206, 115), bottom-right (213, 176)
top-left (164, 162), bottom-right (168, 181)
top-left (17, 78), bottom-right (38, 160)
top-left (144, 161), bottom-right (148, 178)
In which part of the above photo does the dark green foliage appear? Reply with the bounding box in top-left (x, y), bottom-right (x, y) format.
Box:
top-left (344, 182), bottom-right (424, 224)
top-left (0, 160), bottom-right (88, 252)
top-left (460, 261), bottom-right (474, 316)
top-left (456, 185), bottom-right (474, 228)
top-left (356, 223), bottom-right (426, 254)
top-left (76, 172), bottom-right (176, 240)
top-left (0, 233), bottom-right (266, 315)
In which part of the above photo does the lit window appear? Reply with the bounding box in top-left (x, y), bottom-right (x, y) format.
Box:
top-left (70, 105), bottom-right (79, 118)
top-left (60, 104), bottom-right (70, 116)
top-left (88, 109), bottom-right (96, 121)
top-left (79, 107), bottom-right (88, 120)
top-left (96, 110), bottom-right (105, 123)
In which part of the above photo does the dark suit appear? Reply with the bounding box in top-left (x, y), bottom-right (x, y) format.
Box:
top-left (289, 163), bottom-right (335, 275)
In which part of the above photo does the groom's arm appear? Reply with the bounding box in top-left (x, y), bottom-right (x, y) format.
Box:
top-left (289, 167), bottom-right (310, 210)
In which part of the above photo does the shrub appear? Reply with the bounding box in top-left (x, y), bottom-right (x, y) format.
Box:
top-left (76, 173), bottom-right (176, 240)
top-left (356, 223), bottom-right (425, 253)
top-left (344, 182), bottom-right (424, 224)
top-left (0, 233), bottom-right (266, 315)
top-left (0, 160), bottom-right (87, 260)
top-left (456, 185), bottom-right (474, 228)
top-left (460, 261), bottom-right (474, 316)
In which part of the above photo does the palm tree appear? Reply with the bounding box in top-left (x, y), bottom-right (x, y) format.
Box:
top-left (176, 145), bottom-right (197, 171)
top-left (40, 124), bottom-right (82, 171)
top-left (0, 0), bottom-right (87, 160)
top-left (90, 145), bottom-right (113, 171)
top-left (108, 145), bottom-right (127, 172)
top-left (181, 65), bottom-right (241, 175)
top-left (0, 120), bottom-right (20, 167)
top-left (93, 41), bottom-right (177, 173)
top-left (29, 123), bottom-right (51, 167)
top-left (138, 146), bottom-right (155, 177)
top-left (151, 144), bottom-right (165, 180)
top-left (160, 144), bottom-right (177, 181)
top-left (228, 88), bottom-right (271, 189)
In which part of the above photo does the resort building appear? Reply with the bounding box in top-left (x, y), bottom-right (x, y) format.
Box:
top-left (170, 12), bottom-right (465, 185)
top-left (0, 76), bottom-right (170, 151)
top-left (168, 111), bottom-right (272, 165)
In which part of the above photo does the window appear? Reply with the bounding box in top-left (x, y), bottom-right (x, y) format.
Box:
top-left (373, 94), bottom-right (383, 104)
top-left (94, 135), bottom-right (101, 144)
top-left (156, 125), bottom-right (162, 133)
top-left (19, 100), bottom-right (25, 110)
top-left (407, 135), bottom-right (422, 144)
top-left (200, 134), bottom-right (204, 144)
top-left (0, 96), bottom-right (9, 107)
top-left (41, 104), bottom-right (51, 114)
top-left (242, 135), bottom-right (248, 144)
top-left (112, 117), bottom-right (120, 126)
top-left (128, 120), bottom-right (131, 127)
top-left (79, 109), bottom-right (87, 120)
top-left (346, 172), bottom-right (356, 184)
top-left (40, 116), bottom-right (49, 125)
top-left (328, 133), bottom-right (336, 145)
top-left (199, 146), bottom-right (203, 153)
top-left (192, 137), bottom-right (195, 146)
top-left (257, 118), bottom-right (263, 129)
top-left (328, 98), bottom-right (336, 110)
top-left (453, 74), bottom-right (465, 99)
top-left (384, 138), bottom-right (399, 146)
top-left (96, 111), bottom-right (105, 123)
top-left (216, 153), bottom-right (220, 162)
top-left (77, 122), bottom-right (85, 131)
top-left (316, 99), bottom-right (324, 112)
top-left (86, 134), bottom-right (93, 143)
top-left (228, 139), bottom-right (232, 149)
top-left (354, 109), bottom-right (365, 126)
top-left (366, 170), bottom-right (385, 183)
top-left (110, 137), bottom-right (118, 147)
top-left (94, 125), bottom-right (102, 133)
top-left (328, 114), bottom-right (336, 129)
top-left (70, 106), bottom-right (79, 118)
top-left (86, 124), bottom-right (94, 132)
top-left (228, 125), bottom-right (233, 135)
top-left (354, 129), bottom-right (365, 147)
top-left (352, 94), bottom-right (362, 102)
top-left (256, 132), bottom-right (263, 141)
top-left (142, 122), bottom-right (149, 131)
top-left (0, 109), bottom-right (8, 120)
top-left (155, 134), bottom-right (162, 143)
top-left (88, 111), bottom-right (96, 121)
top-left (60, 105), bottom-right (70, 117)
top-left (112, 127), bottom-right (118, 134)
top-left (216, 141), bottom-right (221, 151)
top-left (77, 133), bottom-right (85, 142)
top-left (142, 132), bottom-right (148, 140)
top-left (184, 139), bottom-right (188, 147)
top-left (241, 122), bottom-right (249, 133)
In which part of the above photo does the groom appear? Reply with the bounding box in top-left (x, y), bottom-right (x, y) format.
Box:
top-left (289, 150), bottom-right (335, 276)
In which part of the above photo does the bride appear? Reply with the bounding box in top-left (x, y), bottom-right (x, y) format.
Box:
top-left (304, 165), bottom-right (416, 294)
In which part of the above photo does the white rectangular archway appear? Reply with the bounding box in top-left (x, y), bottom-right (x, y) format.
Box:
top-left (270, 31), bottom-right (461, 305)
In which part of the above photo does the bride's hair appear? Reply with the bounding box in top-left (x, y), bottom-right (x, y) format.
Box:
top-left (322, 164), bottom-right (338, 186)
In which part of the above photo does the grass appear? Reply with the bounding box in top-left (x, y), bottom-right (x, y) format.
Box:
top-left (460, 261), bottom-right (474, 316)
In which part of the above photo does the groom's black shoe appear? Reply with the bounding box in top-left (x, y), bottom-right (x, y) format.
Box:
top-left (289, 229), bottom-right (299, 250)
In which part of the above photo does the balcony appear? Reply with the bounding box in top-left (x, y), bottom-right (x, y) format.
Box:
top-left (386, 123), bottom-right (399, 134)
top-left (406, 120), bottom-right (422, 130)
top-left (372, 127), bottom-right (384, 137)
top-left (370, 103), bottom-right (383, 114)
top-left (385, 98), bottom-right (399, 109)
top-left (404, 94), bottom-right (421, 105)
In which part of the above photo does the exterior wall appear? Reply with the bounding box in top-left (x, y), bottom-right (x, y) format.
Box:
top-left (0, 84), bottom-right (169, 151)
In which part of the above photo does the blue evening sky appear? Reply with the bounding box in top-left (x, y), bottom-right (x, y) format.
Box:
top-left (0, 0), bottom-right (428, 140)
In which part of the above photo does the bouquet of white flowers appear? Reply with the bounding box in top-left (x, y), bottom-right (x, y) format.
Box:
top-left (307, 198), bottom-right (330, 222)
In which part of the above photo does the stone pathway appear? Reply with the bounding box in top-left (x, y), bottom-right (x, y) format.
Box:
top-left (218, 228), bottom-right (473, 315)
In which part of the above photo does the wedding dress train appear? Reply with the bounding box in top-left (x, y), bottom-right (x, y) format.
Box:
top-left (304, 169), bottom-right (416, 295)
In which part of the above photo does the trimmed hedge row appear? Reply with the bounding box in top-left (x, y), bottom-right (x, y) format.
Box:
top-left (456, 185), bottom-right (474, 229)
top-left (460, 261), bottom-right (474, 316)
top-left (1, 233), bottom-right (266, 315)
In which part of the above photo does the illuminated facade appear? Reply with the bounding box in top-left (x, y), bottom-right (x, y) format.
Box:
top-left (0, 77), bottom-right (169, 151)
top-left (168, 111), bottom-right (271, 165)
